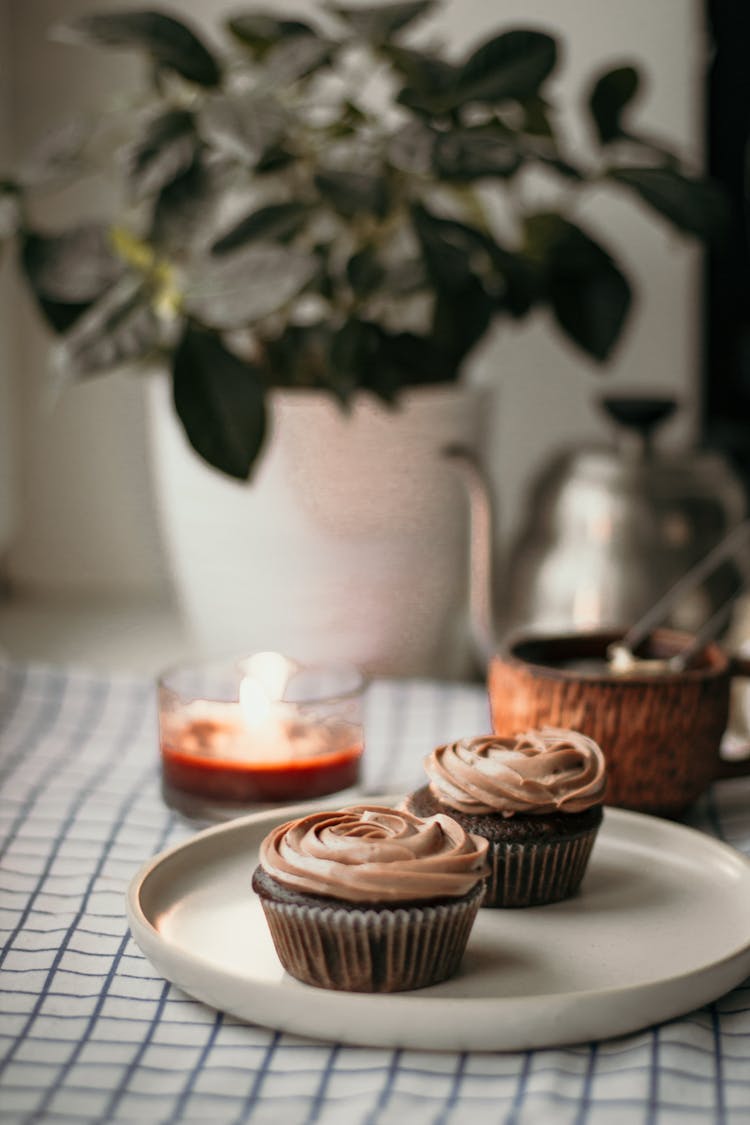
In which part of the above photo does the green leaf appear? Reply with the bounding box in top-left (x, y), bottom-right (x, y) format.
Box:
top-left (456, 29), bottom-right (557, 105)
top-left (227, 11), bottom-right (316, 56)
top-left (199, 92), bottom-right (285, 166)
top-left (127, 109), bottom-right (196, 198)
top-left (309, 244), bottom-right (335, 302)
top-left (377, 330), bottom-right (453, 386)
top-left (388, 46), bottom-right (459, 117)
top-left (410, 204), bottom-right (487, 291)
top-left (330, 317), bottom-right (381, 402)
top-left (357, 361), bottom-right (402, 403)
top-left (535, 153), bottom-right (584, 181)
top-left (183, 244), bottom-right (318, 328)
top-left (524, 213), bottom-right (631, 361)
top-left (346, 246), bottom-right (385, 296)
top-left (588, 65), bottom-right (639, 144)
top-left (432, 275), bottom-right (495, 367)
top-left (263, 323), bottom-right (335, 386)
top-left (521, 95), bottom-right (553, 137)
top-left (264, 35), bottom-right (335, 82)
top-left (150, 157), bottom-right (220, 250)
top-left (433, 126), bottom-right (522, 181)
top-left (254, 145), bottom-right (295, 174)
top-left (315, 170), bottom-right (390, 218)
top-left (16, 215), bottom-right (95, 335)
top-left (26, 297), bottom-right (90, 334)
top-left (387, 119), bottom-right (436, 175)
top-left (488, 246), bottom-right (539, 317)
top-left (385, 44), bottom-right (458, 94)
top-left (211, 202), bottom-right (309, 255)
top-left (382, 258), bottom-right (428, 294)
top-left (608, 166), bottom-right (729, 238)
top-left (56, 10), bottom-right (221, 87)
top-left (396, 86), bottom-right (451, 117)
top-left (328, 1), bottom-right (435, 41)
top-left (397, 31), bottom-right (556, 116)
top-left (411, 206), bottom-right (536, 317)
top-left (55, 275), bottom-right (159, 377)
top-left (172, 323), bottom-right (267, 479)
top-left (550, 265), bottom-right (631, 362)
top-left (21, 225), bottom-right (123, 304)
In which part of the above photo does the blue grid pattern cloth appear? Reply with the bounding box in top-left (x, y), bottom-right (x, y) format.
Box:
top-left (1, 661), bottom-right (749, 1124)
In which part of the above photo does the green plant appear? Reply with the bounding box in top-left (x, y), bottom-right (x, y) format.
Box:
top-left (1, 1), bottom-right (726, 479)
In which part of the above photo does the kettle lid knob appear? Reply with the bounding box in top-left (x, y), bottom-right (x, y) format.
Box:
top-left (599, 395), bottom-right (678, 455)
top-left (599, 395), bottom-right (678, 434)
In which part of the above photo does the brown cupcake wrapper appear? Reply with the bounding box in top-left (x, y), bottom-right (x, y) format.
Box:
top-left (259, 884), bottom-right (485, 992)
top-left (484, 825), bottom-right (599, 908)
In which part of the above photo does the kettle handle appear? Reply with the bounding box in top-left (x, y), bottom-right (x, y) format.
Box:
top-left (714, 654), bottom-right (750, 779)
top-left (729, 655), bottom-right (750, 678)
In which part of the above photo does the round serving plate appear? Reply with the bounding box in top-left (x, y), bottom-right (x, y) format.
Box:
top-left (126, 799), bottom-right (750, 1051)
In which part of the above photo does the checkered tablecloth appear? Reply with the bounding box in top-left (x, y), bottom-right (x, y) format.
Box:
top-left (1, 661), bottom-right (749, 1124)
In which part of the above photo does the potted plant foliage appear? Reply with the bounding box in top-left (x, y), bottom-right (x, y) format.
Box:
top-left (0, 1), bottom-right (725, 673)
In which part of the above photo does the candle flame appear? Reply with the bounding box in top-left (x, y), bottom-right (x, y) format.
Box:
top-left (239, 651), bottom-right (293, 728)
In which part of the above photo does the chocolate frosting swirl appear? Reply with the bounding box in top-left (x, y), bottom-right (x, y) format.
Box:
top-left (258, 804), bottom-right (489, 903)
top-left (425, 729), bottom-right (607, 817)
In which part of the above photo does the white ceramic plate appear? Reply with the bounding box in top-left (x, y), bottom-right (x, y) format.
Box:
top-left (127, 799), bottom-right (750, 1051)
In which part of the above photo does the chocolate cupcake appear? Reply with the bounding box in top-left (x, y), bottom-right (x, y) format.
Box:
top-left (252, 804), bottom-right (488, 992)
top-left (405, 729), bottom-right (607, 908)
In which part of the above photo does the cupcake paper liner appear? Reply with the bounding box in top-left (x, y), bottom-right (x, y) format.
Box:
top-left (484, 826), bottom-right (599, 908)
top-left (258, 884), bottom-right (485, 992)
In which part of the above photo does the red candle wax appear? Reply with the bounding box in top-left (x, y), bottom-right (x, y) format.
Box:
top-left (161, 716), bottom-right (363, 803)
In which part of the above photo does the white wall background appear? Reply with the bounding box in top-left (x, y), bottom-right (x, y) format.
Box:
top-left (0, 0), bottom-right (19, 578)
top-left (1, 0), bottom-right (705, 597)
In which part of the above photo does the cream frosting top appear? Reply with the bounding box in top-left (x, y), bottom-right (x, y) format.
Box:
top-left (258, 804), bottom-right (489, 903)
top-left (425, 729), bottom-right (607, 817)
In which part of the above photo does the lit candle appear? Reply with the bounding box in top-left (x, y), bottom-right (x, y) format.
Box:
top-left (158, 654), bottom-right (365, 811)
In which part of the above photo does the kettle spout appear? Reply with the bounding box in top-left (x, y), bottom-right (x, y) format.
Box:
top-left (443, 444), bottom-right (497, 667)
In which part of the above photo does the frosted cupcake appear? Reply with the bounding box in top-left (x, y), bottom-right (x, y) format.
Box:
top-left (405, 728), bottom-right (607, 908)
top-left (252, 804), bottom-right (489, 992)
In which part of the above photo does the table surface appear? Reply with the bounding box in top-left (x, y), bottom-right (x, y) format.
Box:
top-left (1, 661), bottom-right (749, 1125)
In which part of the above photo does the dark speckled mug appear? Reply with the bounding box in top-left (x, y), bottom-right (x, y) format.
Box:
top-left (488, 628), bottom-right (750, 817)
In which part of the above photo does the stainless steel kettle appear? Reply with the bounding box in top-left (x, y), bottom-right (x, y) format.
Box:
top-left (449, 394), bottom-right (749, 663)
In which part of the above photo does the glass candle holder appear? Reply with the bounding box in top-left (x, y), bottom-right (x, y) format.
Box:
top-left (158, 653), bottom-right (366, 821)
